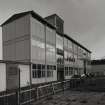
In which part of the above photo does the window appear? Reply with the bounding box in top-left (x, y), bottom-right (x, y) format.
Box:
top-left (64, 38), bottom-right (68, 49)
top-left (32, 64), bottom-right (45, 78)
top-left (73, 44), bottom-right (78, 54)
top-left (46, 27), bottom-right (56, 45)
top-left (69, 67), bottom-right (73, 75)
top-left (47, 65), bottom-right (54, 77)
top-left (32, 64), bottom-right (55, 78)
top-left (31, 39), bottom-right (45, 62)
top-left (65, 67), bottom-right (69, 76)
top-left (65, 67), bottom-right (73, 76)
top-left (56, 34), bottom-right (63, 50)
top-left (47, 70), bottom-right (53, 77)
top-left (46, 44), bottom-right (56, 64)
top-left (31, 17), bottom-right (45, 40)
top-left (68, 40), bottom-right (72, 50)
top-left (57, 54), bottom-right (63, 64)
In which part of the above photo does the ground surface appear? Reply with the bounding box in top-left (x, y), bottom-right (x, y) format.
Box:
top-left (34, 90), bottom-right (105, 105)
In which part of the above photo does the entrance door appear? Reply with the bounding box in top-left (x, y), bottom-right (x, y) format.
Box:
top-left (57, 71), bottom-right (64, 81)
top-left (57, 67), bottom-right (64, 81)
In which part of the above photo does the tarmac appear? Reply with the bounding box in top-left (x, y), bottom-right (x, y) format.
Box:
top-left (33, 90), bottom-right (105, 105)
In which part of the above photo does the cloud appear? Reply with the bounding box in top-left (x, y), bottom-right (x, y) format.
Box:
top-left (0, 0), bottom-right (105, 59)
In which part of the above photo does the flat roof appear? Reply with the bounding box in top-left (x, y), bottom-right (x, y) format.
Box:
top-left (91, 59), bottom-right (105, 65)
top-left (64, 34), bottom-right (91, 53)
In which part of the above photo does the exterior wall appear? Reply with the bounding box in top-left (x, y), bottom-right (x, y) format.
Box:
top-left (30, 16), bottom-right (45, 64)
top-left (30, 16), bottom-right (57, 84)
top-left (46, 26), bottom-right (57, 82)
top-left (56, 34), bottom-right (64, 66)
top-left (30, 16), bottom-right (46, 84)
top-left (0, 62), bottom-right (30, 91)
top-left (56, 34), bottom-right (64, 80)
top-left (91, 65), bottom-right (105, 76)
top-left (64, 37), bottom-right (74, 79)
top-left (46, 26), bottom-right (56, 65)
top-left (64, 36), bottom-right (91, 79)
top-left (2, 14), bottom-right (30, 62)
top-left (6, 64), bottom-right (19, 90)
top-left (45, 15), bottom-right (64, 33)
top-left (19, 64), bottom-right (30, 87)
top-left (0, 63), bottom-right (6, 92)
top-left (2, 11), bottom-right (91, 88)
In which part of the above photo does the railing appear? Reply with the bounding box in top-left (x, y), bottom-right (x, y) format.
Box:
top-left (0, 80), bottom-right (71, 105)
top-left (20, 88), bottom-right (36, 105)
top-left (0, 92), bottom-right (18, 105)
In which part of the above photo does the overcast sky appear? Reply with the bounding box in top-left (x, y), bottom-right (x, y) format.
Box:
top-left (0, 0), bottom-right (105, 59)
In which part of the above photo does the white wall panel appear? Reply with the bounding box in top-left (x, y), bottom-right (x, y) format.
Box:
top-left (32, 78), bottom-right (46, 84)
top-left (0, 63), bottom-right (6, 92)
top-left (19, 64), bottom-right (30, 87)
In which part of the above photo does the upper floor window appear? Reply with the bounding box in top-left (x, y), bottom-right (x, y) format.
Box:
top-left (46, 27), bottom-right (56, 45)
top-left (64, 38), bottom-right (68, 49)
top-left (68, 40), bottom-right (72, 50)
top-left (56, 34), bottom-right (63, 50)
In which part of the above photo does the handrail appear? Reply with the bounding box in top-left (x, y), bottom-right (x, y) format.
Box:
top-left (0, 92), bottom-right (16, 98)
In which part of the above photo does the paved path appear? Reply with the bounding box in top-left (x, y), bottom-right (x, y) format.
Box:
top-left (33, 90), bottom-right (105, 105)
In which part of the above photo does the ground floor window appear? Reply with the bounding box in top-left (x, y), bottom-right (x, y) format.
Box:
top-left (65, 67), bottom-right (73, 76)
top-left (47, 65), bottom-right (54, 77)
top-left (32, 64), bottom-right (55, 78)
top-left (32, 64), bottom-right (46, 78)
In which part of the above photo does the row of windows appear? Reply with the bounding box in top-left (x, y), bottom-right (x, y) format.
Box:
top-left (46, 27), bottom-right (56, 45)
top-left (46, 44), bottom-right (56, 63)
top-left (57, 54), bottom-right (64, 64)
top-left (57, 58), bottom-right (64, 64)
top-left (32, 69), bottom-right (45, 78)
top-left (31, 17), bottom-right (90, 61)
top-left (32, 64), bottom-right (55, 78)
top-left (65, 67), bottom-right (84, 76)
top-left (32, 64), bottom-right (56, 70)
top-left (65, 67), bottom-right (73, 76)
top-left (32, 70), bottom-right (53, 78)
top-left (56, 34), bottom-right (63, 50)
top-left (64, 38), bottom-right (90, 58)
top-left (64, 57), bottom-right (75, 62)
top-left (32, 39), bottom-right (56, 64)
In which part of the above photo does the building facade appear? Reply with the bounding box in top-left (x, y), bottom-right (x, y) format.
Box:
top-left (1, 11), bottom-right (91, 91)
top-left (91, 59), bottom-right (105, 76)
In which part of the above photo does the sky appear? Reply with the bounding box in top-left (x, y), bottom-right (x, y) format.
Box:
top-left (0, 0), bottom-right (105, 59)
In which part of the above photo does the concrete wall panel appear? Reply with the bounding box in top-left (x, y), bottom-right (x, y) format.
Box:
top-left (0, 63), bottom-right (6, 92)
top-left (15, 40), bottom-right (30, 61)
top-left (2, 15), bottom-right (30, 62)
top-left (19, 64), bottom-right (30, 87)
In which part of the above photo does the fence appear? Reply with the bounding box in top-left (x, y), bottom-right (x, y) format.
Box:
top-left (1, 78), bottom-right (105, 105)
top-left (0, 80), bottom-right (71, 105)
top-left (0, 92), bottom-right (18, 105)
